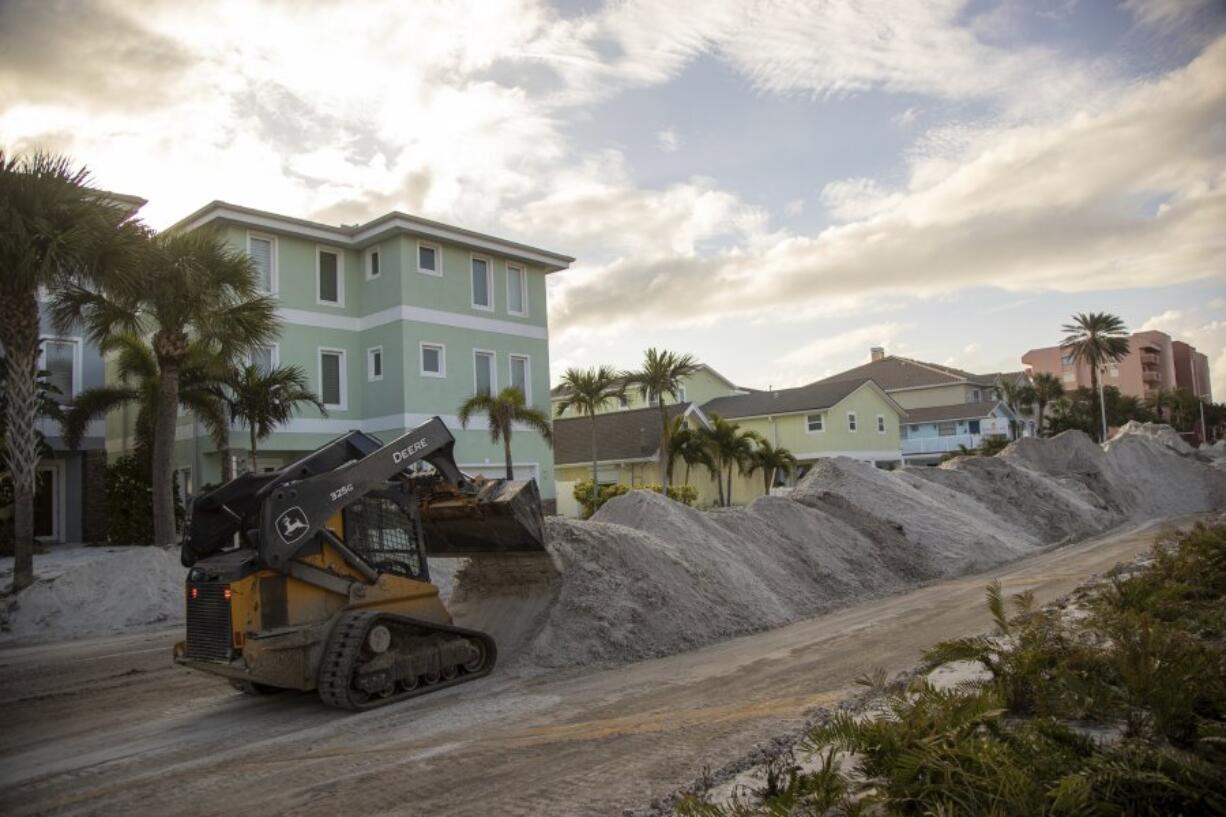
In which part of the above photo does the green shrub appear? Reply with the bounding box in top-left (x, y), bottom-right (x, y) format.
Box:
top-left (104, 455), bottom-right (182, 545)
top-left (572, 480), bottom-right (699, 518)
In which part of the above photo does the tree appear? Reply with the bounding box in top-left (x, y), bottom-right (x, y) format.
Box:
top-left (458, 387), bottom-right (552, 480)
top-left (701, 413), bottom-right (764, 507)
top-left (1060, 313), bottom-right (1130, 442)
top-left (55, 229), bottom-right (278, 546)
top-left (1030, 372), bottom-right (1064, 435)
top-left (995, 379), bottom-right (1037, 439)
top-left (746, 439), bottom-right (799, 496)
top-left (1145, 388), bottom-right (1177, 425)
top-left (553, 366), bottom-right (626, 489)
top-left (60, 334), bottom-right (227, 470)
top-left (623, 348), bottom-right (700, 495)
top-left (666, 415), bottom-right (713, 487)
top-left (0, 151), bottom-right (143, 589)
top-left (218, 363), bottom-right (326, 472)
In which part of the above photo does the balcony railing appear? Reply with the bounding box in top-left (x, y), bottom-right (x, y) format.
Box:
top-left (1140, 352), bottom-right (1160, 366)
top-left (902, 434), bottom-right (983, 456)
top-left (1141, 370), bottom-right (1160, 382)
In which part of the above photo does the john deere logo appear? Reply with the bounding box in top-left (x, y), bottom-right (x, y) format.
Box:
top-left (275, 506), bottom-right (310, 544)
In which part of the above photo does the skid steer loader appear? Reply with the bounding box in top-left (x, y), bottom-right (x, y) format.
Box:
top-left (173, 416), bottom-right (547, 710)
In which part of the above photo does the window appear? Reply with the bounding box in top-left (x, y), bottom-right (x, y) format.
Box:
top-left (876, 414), bottom-right (886, 433)
top-left (847, 412), bottom-right (858, 432)
top-left (1062, 372), bottom-right (1076, 384)
top-left (938, 422), bottom-right (957, 436)
top-left (367, 346), bottom-right (383, 381)
top-left (248, 233), bottom-right (276, 292)
top-left (317, 247), bottom-right (343, 305)
top-left (473, 350), bottom-right (495, 395)
top-left (507, 264), bottom-right (527, 316)
top-left (970, 389), bottom-right (981, 402)
top-left (968, 419), bottom-right (981, 434)
top-left (249, 345), bottom-right (277, 374)
top-left (806, 413), bottom-right (825, 432)
top-left (418, 241), bottom-right (441, 276)
top-left (40, 338), bottom-right (79, 402)
top-left (366, 247), bottom-right (380, 280)
top-left (319, 349), bottom-right (346, 409)
top-left (509, 354), bottom-right (530, 401)
top-left (420, 343), bottom-right (445, 377)
top-left (1060, 353), bottom-right (1074, 366)
top-left (1108, 364), bottom-right (1120, 377)
top-left (471, 255), bottom-right (492, 310)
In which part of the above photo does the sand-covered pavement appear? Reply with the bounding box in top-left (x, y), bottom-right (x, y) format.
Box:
top-left (0, 516), bottom-right (1206, 817)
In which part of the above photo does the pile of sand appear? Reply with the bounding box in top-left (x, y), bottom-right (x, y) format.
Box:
top-left (1, 545), bottom-right (184, 643)
top-left (454, 426), bottom-right (1224, 674)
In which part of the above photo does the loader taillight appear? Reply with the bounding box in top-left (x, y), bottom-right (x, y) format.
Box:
top-left (189, 586), bottom-right (199, 600)
top-left (223, 587), bottom-right (232, 601)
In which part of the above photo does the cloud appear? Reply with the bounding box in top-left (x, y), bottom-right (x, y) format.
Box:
top-left (551, 35), bottom-right (1226, 334)
top-left (657, 128), bottom-right (681, 152)
top-left (771, 322), bottom-right (908, 386)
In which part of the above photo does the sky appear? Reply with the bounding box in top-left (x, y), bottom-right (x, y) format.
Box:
top-left (2, 0), bottom-right (1224, 393)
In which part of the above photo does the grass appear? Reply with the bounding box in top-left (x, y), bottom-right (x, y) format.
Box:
top-left (677, 523), bottom-right (1226, 817)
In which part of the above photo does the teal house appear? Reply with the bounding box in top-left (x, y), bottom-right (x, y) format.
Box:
top-left (106, 201), bottom-right (572, 501)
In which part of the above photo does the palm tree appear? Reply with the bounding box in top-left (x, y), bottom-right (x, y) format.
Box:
top-left (1060, 313), bottom-right (1130, 442)
top-left (458, 387), bottom-right (552, 480)
top-left (995, 379), bottom-right (1037, 439)
top-left (1145, 388), bottom-right (1177, 425)
top-left (60, 335), bottom-right (227, 468)
top-left (553, 366), bottom-right (626, 488)
top-left (701, 414), bottom-right (764, 507)
top-left (666, 416), bottom-right (713, 487)
top-left (1030, 372), bottom-right (1064, 435)
top-left (623, 348), bottom-right (701, 495)
top-left (0, 151), bottom-right (143, 589)
top-left (219, 364), bottom-right (327, 472)
top-left (54, 228), bottom-right (278, 546)
top-left (747, 439), bottom-right (799, 496)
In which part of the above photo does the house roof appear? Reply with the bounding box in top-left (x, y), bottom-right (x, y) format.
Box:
top-left (820, 356), bottom-right (997, 391)
top-left (701, 377), bottom-right (904, 419)
top-left (553, 403), bottom-right (703, 465)
top-left (169, 200), bottom-right (574, 272)
top-left (901, 400), bottom-right (1011, 424)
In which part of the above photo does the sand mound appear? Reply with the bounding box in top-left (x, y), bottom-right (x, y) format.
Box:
top-left (1111, 421), bottom-right (1193, 455)
top-left (453, 424), bottom-right (1224, 674)
top-left (1, 545), bottom-right (184, 643)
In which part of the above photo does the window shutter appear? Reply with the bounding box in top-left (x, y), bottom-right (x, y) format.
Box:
top-left (319, 252), bottom-right (339, 302)
top-left (322, 353), bottom-right (341, 404)
top-left (250, 238), bottom-right (272, 289)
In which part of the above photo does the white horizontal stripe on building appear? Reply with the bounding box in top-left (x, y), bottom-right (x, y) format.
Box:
top-left (176, 413), bottom-right (543, 440)
top-left (278, 306), bottom-right (547, 340)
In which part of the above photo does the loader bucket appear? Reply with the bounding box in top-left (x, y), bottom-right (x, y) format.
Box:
top-left (418, 477), bottom-right (547, 557)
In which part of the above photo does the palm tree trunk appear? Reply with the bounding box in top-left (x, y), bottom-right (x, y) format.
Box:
top-left (249, 424), bottom-right (259, 473)
top-left (714, 457), bottom-right (724, 506)
top-left (1089, 365), bottom-right (1103, 441)
top-left (219, 414), bottom-right (234, 483)
top-left (658, 403), bottom-right (669, 493)
top-left (726, 463), bottom-right (734, 506)
top-left (590, 415), bottom-right (599, 490)
top-left (764, 467), bottom-right (772, 496)
top-left (503, 431), bottom-right (514, 480)
top-left (1, 288), bottom-right (41, 590)
top-left (1036, 401), bottom-right (1046, 436)
top-left (151, 359), bottom-right (180, 546)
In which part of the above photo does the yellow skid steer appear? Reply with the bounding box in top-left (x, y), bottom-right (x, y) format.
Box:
top-left (173, 417), bottom-right (546, 710)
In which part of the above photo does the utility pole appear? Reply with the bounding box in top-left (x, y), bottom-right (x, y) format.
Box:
top-left (1192, 360), bottom-right (1207, 443)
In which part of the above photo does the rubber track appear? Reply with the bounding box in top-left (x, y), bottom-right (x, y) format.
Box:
top-left (317, 610), bottom-right (497, 711)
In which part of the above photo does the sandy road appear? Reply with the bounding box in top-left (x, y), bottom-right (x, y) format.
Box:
top-left (0, 518), bottom-right (1198, 817)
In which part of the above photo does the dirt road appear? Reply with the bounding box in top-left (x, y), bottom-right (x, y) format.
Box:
top-left (0, 518), bottom-right (1197, 817)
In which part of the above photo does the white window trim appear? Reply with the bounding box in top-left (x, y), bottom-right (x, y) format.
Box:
top-left (38, 335), bottom-right (83, 400)
top-left (315, 245), bottom-right (345, 307)
top-left (34, 461), bottom-right (65, 543)
top-left (847, 411), bottom-right (858, 432)
top-left (506, 263), bottom-right (528, 317)
top-left (248, 343), bottom-right (280, 371)
top-left (473, 348), bottom-right (497, 394)
top-left (365, 246), bottom-right (381, 281)
top-left (366, 346), bottom-right (384, 382)
top-left (470, 253), bottom-right (494, 312)
top-left (508, 353), bottom-right (531, 403)
top-left (419, 342), bottom-right (446, 378)
top-left (876, 414), bottom-right (886, 434)
top-left (247, 230), bottom-right (278, 294)
top-left (418, 240), bottom-right (443, 276)
top-left (805, 412), bottom-right (825, 434)
top-left (317, 347), bottom-right (348, 411)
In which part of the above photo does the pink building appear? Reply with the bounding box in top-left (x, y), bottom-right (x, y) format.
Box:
top-left (1022, 329), bottom-right (1211, 402)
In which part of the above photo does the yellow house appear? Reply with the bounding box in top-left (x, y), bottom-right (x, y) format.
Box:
top-left (551, 377), bottom-right (906, 516)
top-left (551, 364), bottom-right (746, 418)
